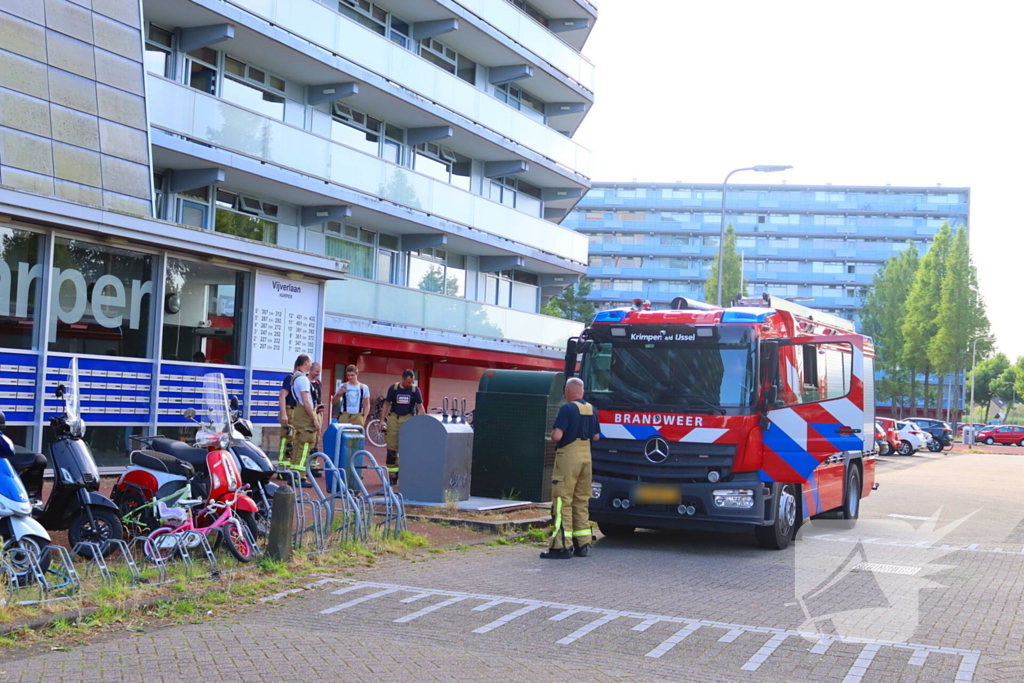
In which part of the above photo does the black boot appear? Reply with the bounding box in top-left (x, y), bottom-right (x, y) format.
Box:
top-left (573, 543), bottom-right (591, 558)
top-left (539, 548), bottom-right (574, 560)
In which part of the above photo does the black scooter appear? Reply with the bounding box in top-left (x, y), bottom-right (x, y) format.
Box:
top-left (32, 359), bottom-right (123, 558)
top-left (227, 396), bottom-right (277, 536)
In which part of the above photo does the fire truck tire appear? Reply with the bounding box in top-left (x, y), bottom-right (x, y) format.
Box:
top-left (897, 440), bottom-right (914, 456)
top-left (755, 483), bottom-right (797, 550)
top-left (841, 466), bottom-right (861, 527)
top-left (597, 522), bottom-right (635, 537)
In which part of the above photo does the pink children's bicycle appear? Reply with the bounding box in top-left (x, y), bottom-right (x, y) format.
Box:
top-left (143, 487), bottom-right (255, 563)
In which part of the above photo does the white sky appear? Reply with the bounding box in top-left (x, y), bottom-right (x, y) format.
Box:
top-left (573, 1), bottom-right (1023, 359)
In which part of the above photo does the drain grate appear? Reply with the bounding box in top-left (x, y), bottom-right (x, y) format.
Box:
top-left (853, 562), bottom-right (921, 576)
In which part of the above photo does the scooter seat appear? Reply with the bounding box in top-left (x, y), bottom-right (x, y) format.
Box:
top-left (8, 445), bottom-right (47, 473)
top-left (130, 450), bottom-right (195, 479)
top-left (149, 438), bottom-right (209, 470)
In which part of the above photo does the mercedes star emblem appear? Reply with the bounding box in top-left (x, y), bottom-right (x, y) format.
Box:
top-left (644, 437), bottom-right (670, 464)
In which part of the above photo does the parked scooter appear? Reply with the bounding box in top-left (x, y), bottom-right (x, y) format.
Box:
top-left (36, 359), bottom-right (123, 558)
top-left (227, 396), bottom-right (277, 536)
top-left (0, 412), bottom-right (52, 583)
top-left (112, 446), bottom-right (195, 535)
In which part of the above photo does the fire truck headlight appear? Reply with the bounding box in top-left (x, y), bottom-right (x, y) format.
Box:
top-left (590, 482), bottom-right (602, 499)
top-left (712, 489), bottom-right (755, 509)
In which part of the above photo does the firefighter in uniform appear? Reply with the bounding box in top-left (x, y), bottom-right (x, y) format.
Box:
top-left (542, 377), bottom-right (600, 559)
top-left (381, 369), bottom-right (423, 486)
top-left (282, 354), bottom-right (321, 482)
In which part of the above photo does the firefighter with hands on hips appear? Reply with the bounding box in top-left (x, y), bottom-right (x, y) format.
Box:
top-left (542, 377), bottom-right (600, 560)
top-left (284, 354), bottom-right (321, 485)
top-left (381, 369), bottom-right (423, 486)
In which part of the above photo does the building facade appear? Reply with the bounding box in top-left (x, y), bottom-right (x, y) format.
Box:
top-left (0, 0), bottom-right (595, 463)
top-left (567, 183), bottom-right (970, 319)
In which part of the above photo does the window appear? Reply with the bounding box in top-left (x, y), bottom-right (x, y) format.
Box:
top-left (214, 189), bottom-right (278, 244)
top-left (145, 24), bottom-right (174, 78)
top-left (489, 177), bottom-right (542, 217)
top-left (768, 237), bottom-right (799, 249)
top-left (331, 103), bottom-right (383, 157)
top-left (163, 258), bottom-right (249, 365)
top-left (185, 47), bottom-right (218, 95)
top-left (812, 285), bottom-right (844, 297)
top-left (812, 262), bottom-right (844, 274)
top-left (414, 142), bottom-right (471, 190)
top-left (585, 211), bottom-right (604, 221)
top-left (153, 171), bottom-right (165, 218)
top-left (736, 236), bottom-right (756, 248)
top-left (511, 270), bottom-right (538, 312)
top-left (494, 83), bottom-right (545, 120)
top-left (51, 238), bottom-right (155, 358)
top-left (508, 0), bottom-right (549, 26)
top-left (776, 342), bottom-right (853, 406)
top-left (325, 223), bottom-right (375, 279)
top-left (0, 226), bottom-right (44, 350)
top-left (660, 212), bottom-right (687, 222)
top-left (222, 56), bottom-right (286, 120)
top-left (764, 284), bottom-right (797, 296)
top-left (419, 38), bottom-right (476, 83)
top-left (615, 211), bottom-right (644, 221)
top-left (409, 249), bottom-right (465, 298)
top-left (376, 233), bottom-right (400, 285)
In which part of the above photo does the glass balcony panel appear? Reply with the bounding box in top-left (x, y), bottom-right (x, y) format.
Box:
top-left (227, 0), bottom-right (590, 175)
top-left (327, 279), bottom-right (582, 349)
top-left (148, 76), bottom-right (588, 263)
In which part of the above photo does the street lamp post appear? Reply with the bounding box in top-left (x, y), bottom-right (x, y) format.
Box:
top-left (716, 165), bottom-right (793, 306)
top-left (968, 336), bottom-right (995, 423)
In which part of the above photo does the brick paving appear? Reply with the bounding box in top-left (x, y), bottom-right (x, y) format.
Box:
top-left (3, 451), bottom-right (1024, 682)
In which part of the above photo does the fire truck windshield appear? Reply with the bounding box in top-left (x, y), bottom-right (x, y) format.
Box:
top-left (581, 342), bottom-right (757, 414)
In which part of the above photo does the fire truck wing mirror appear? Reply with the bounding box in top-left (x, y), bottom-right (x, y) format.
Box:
top-left (564, 337), bottom-right (579, 379)
top-left (576, 340), bottom-right (594, 354)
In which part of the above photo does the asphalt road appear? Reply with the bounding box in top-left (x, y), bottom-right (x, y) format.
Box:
top-left (5, 449), bottom-right (1024, 682)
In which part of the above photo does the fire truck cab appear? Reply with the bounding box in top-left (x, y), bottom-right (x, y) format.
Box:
top-left (569, 292), bottom-right (876, 549)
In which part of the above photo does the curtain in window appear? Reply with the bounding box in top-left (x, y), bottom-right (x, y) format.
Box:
top-left (326, 236), bottom-right (373, 278)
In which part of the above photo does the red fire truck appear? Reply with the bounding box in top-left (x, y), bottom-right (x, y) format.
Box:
top-left (568, 293), bottom-right (876, 549)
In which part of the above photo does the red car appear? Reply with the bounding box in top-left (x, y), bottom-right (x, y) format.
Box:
top-left (876, 417), bottom-right (901, 455)
top-left (975, 425), bottom-right (1024, 446)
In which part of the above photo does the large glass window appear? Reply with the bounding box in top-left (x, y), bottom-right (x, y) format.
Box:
top-left (214, 189), bottom-right (278, 244)
top-left (145, 24), bottom-right (174, 78)
top-left (186, 47), bottom-right (218, 95)
top-left (419, 38), bottom-right (476, 83)
top-left (414, 143), bottom-right (471, 191)
top-left (222, 56), bottom-right (286, 120)
top-left (494, 83), bottom-right (545, 120)
top-left (50, 239), bottom-right (154, 358)
top-left (0, 226), bottom-right (43, 350)
top-left (163, 259), bottom-right (249, 365)
top-left (409, 248), bottom-right (464, 297)
top-left (489, 177), bottom-right (542, 217)
top-left (325, 224), bottom-right (375, 279)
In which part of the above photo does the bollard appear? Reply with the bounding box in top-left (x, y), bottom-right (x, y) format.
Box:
top-left (266, 485), bottom-right (295, 562)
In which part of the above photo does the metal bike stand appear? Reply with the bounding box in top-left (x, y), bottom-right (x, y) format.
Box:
top-left (72, 542), bottom-right (112, 583)
top-left (307, 454), bottom-right (366, 547)
top-left (275, 467), bottom-right (311, 549)
top-left (1, 545), bottom-right (81, 605)
top-left (108, 539), bottom-right (142, 584)
top-left (239, 519), bottom-right (263, 560)
top-left (352, 450), bottom-right (407, 538)
top-left (193, 531), bottom-right (220, 577)
top-left (130, 535), bottom-right (169, 584)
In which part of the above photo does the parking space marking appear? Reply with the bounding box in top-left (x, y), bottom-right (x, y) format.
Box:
top-left (399, 593), bottom-right (433, 603)
top-left (741, 633), bottom-right (789, 671)
top-left (313, 581), bottom-right (982, 682)
top-left (807, 533), bottom-right (1024, 556)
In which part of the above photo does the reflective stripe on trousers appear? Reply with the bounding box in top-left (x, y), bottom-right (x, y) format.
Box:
top-left (549, 438), bottom-right (593, 550)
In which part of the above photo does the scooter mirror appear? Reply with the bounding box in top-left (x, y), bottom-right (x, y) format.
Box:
top-left (55, 384), bottom-right (65, 399)
top-left (183, 407), bottom-right (197, 420)
top-left (0, 411), bottom-right (6, 430)
top-left (230, 395), bottom-right (240, 410)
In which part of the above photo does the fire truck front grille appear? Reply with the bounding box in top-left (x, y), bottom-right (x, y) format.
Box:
top-left (592, 441), bottom-right (736, 482)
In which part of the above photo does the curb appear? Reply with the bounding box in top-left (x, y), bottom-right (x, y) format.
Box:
top-left (407, 514), bottom-right (550, 534)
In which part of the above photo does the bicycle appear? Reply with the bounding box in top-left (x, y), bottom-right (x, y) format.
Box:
top-left (143, 487), bottom-right (256, 563)
top-left (364, 396), bottom-right (387, 448)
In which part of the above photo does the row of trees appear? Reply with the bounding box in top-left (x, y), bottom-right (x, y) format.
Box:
top-left (967, 353), bottom-right (1024, 422)
top-left (861, 224), bottom-right (990, 419)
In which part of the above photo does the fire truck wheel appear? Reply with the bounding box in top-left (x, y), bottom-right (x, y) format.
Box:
top-left (841, 466), bottom-right (861, 527)
top-left (755, 483), bottom-right (797, 550)
top-left (597, 522), bottom-right (635, 538)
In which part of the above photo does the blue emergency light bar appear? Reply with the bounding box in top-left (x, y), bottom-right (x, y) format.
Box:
top-left (594, 309), bottom-right (629, 323)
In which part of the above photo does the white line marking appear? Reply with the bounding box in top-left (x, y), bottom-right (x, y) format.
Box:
top-left (719, 629), bottom-right (745, 643)
top-left (473, 604), bottom-right (544, 633)
top-left (645, 622), bottom-right (702, 658)
top-left (557, 613), bottom-right (620, 644)
top-left (400, 593), bottom-right (433, 603)
top-left (889, 514), bottom-right (932, 521)
top-left (741, 633), bottom-right (789, 671)
top-left (260, 587), bottom-right (305, 602)
top-left (853, 562), bottom-right (922, 576)
top-left (807, 533), bottom-right (1024, 557)
top-left (550, 609), bottom-right (582, 621)
top-left (320, 588), bottom-right (398, 615)
top-left (321, 582), bottom-right (981, 682)
top-left (842, 643), bottom-right (882, 683)
top-left (394, 596), bottom-right (468, 623)
top-left (810, 637), bottom-right (833, 655)
top-left (328, 584), bottom-right (368, 596)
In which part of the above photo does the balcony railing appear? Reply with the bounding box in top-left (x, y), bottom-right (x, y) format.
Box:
top-left (328, 277), bottom-right (584, 350)
top-left (147, 75), bottom-right (588, 264)
top-left (226, 0), bottom-right (591, 176)
top-left (454, 0), bottom-right (595, 91)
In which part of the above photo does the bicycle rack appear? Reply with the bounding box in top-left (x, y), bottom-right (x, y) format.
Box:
top-left (131, 535), bottom-right (170, 584)
top-left (352, 450), bottom-right (407, 538)
top-left (192, 531), bottom-right (220, 577)
top-left (72, 540), bottom-right (141, 584)
top-left (1, 545), bottom-right (80, 605)
top-left (274, 467), bottom-right (312, 549)
top-left (72, 541), bottom-right (111, 582)
top-left (307, 454), bottom-right (367, 548)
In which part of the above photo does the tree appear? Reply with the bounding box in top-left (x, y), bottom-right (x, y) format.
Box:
top-left (542, 277), bottom-right (596, 323)
top-left (860, 242), bottom-right (919, 416)
top-left (969, 353), bottom-right (1009, 420)
top-left (417, 265), bottom-right (462, 296)
top-left (928, 226), bottom-right (991, 421)
top-left (902, 224), bottom-right (953, 414)
top-left (703, 225), bottom-right (746, 305)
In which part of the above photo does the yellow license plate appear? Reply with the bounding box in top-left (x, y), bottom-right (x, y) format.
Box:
top-left (634, 484), bottom-right (681, 505)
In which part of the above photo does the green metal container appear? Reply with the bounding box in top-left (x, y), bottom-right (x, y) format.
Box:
top-left (471, 369), bottom-right (565, 502)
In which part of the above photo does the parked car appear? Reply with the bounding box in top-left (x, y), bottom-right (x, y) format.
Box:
top-left (907, 417), bottom-right (954, 450)
top-left (874, 422), bottom-right (888, 454)
top-left (975, 424), bottom-right (1024, 446)
top-left (876, 417), bottom-right (901, 455)
top-left (957, 423), bottom-right (985, 437)
top-left (895, 421), bottom-right (929, 455)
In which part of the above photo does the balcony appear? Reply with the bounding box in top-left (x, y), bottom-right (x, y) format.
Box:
top-left (226, 0), bottom-right (591, 176)
top-left (453, 0), bottom-right (595, 91)
top-left (329, 277), bottom-right (583, 350)
top-left (147, 75), bottom-right (588, 264)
